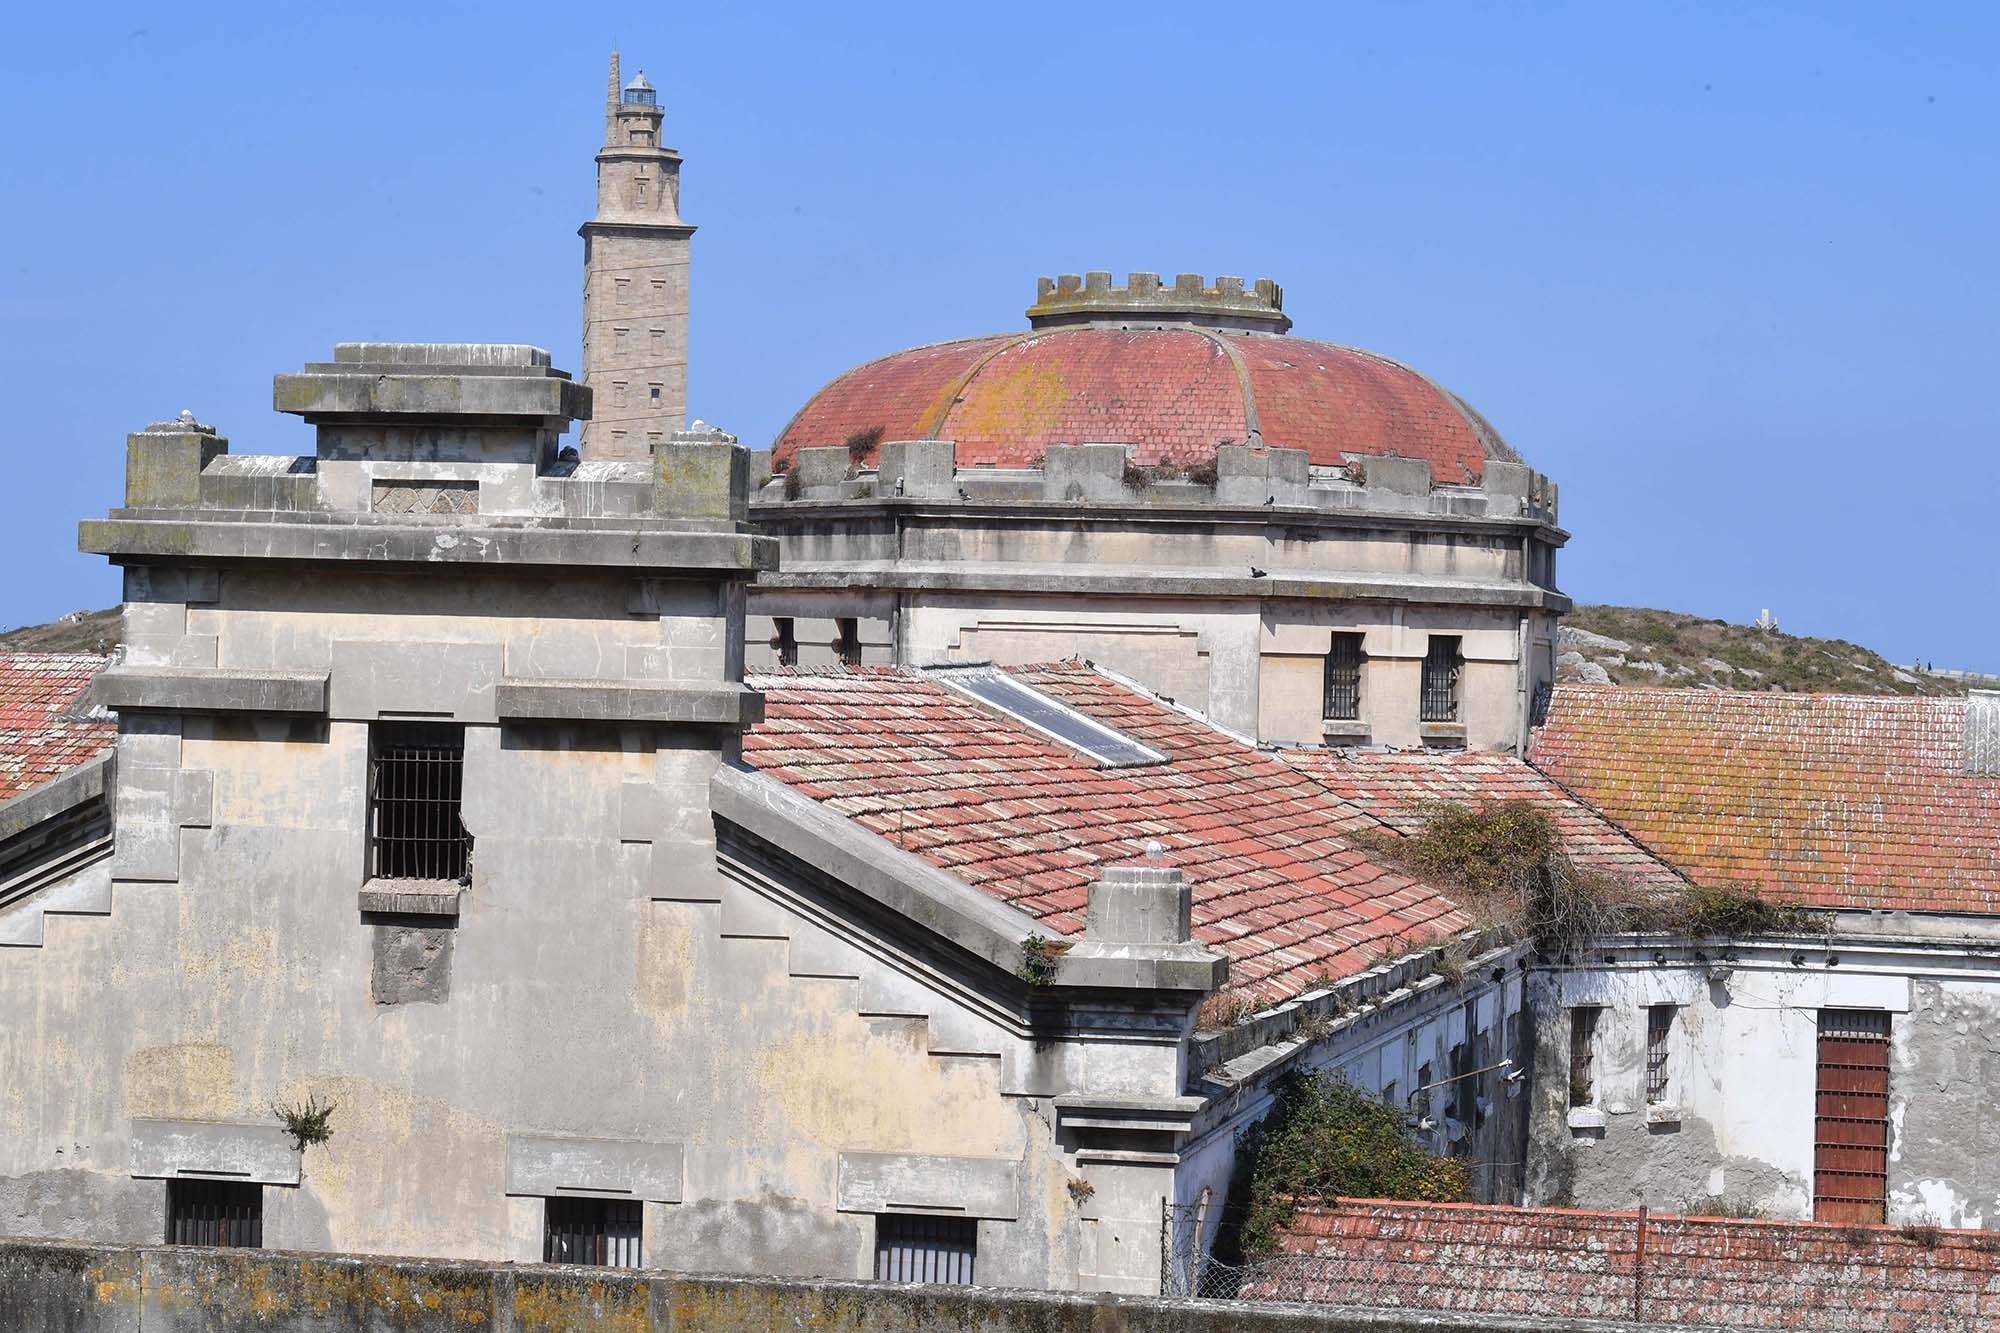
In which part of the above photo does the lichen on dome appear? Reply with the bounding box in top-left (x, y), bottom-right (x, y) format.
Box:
top-left (774, 273), bottom-right (1517, 486)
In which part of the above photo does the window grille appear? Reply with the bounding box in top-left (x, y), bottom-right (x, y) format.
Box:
top-left (167, 1179), bottom-right (262, 1248)
top-left (835, 618), bottom-right (862, 668)
top-left (1814, 1009), bottom-right (1891, 1223)
top-left (1421, 636), bottom-right (1462, 723)
top-left (368, 723), bottom-right (471, 882)
top-left (1646, 1005), bottom-right (1676, 1104)
top-left (544, 1198), bottom-right (642, 1268)
top-left (774, 618), bottom-right (798, 667)
top-left (1323, 633), bottom-right (1364, 721)
top-left (1568, 1005), bottom-right (1600, 1106)
top-left (874, 1213), bottom-right (977, 1285)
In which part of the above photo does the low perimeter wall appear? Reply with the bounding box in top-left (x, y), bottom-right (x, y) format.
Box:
top-left (0, 1238), bottom-right (1709, 1333)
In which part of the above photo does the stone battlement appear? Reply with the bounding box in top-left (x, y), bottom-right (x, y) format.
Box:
top-left (760, 440), bottom-right (1558, 527)
top-left (1028, 271), bottom-right (1291, 333)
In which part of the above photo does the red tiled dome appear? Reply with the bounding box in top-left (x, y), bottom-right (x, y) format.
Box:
top-left (773, 325), bottom-right (1514, 485)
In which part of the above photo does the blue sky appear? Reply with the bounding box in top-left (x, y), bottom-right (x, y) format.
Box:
top-left (2, 2), bottom-right (1994, 668)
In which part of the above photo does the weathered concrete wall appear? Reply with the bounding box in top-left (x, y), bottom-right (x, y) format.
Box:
top-left (1524, 931), bottom-right (2000, 1226)
top-left (0, 1237), bottom-right (1695, 1333)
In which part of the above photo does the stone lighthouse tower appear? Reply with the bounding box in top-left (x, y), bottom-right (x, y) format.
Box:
top-left (579, 52), bottom-right (695, 460)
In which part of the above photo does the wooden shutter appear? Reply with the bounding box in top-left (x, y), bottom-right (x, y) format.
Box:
top-left (1814, 1009), bottom-right (1891, 1223)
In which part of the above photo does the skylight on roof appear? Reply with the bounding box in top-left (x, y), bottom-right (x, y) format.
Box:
top-left (927, 666), bottom-right (1165, 768)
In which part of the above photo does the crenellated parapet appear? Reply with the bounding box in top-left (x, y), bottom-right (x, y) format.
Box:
top-left (1028, 271), bottom-right (1291, 333)
top-left (758, 438), bottom-right (1559, 527)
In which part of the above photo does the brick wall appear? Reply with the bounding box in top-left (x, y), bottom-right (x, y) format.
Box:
top-left (1244, 1198), bottom-right (2000, 1331)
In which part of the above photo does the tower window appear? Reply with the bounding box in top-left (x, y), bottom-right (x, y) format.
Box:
top-left (774, 618), bottom-right (798, 667)
top-left (613, 326), bottom-right (630, 350)
top-left (874, 1214), bottom-right (976, 1285)
top-left (544, 1198), bottom-right (642, 1268)
top-left (612, 381), bottom-right (628, 409)
top-left (368, 723), bottom-right (471, 883)
top-left (649, 328), bottom-right (666, 355)
top-left (835, 618), bottom-right (863, 668)
top-left (648, 383), bottom-right (662, 405)
top-left (1323, 632), bottom-right (1364, 721)
top-left (1420, 636), bottom-right (1463, 723)
top-left (167, 1179), bottom-right (262, 1248)
top-left (615, 278), bottom-right (631, 306)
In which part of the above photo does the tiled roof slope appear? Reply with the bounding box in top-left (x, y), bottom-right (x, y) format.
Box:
top-left (1244, 1199), bottom-right (2000, 1331)
top-left (772, 327), bottom-right (1498, 484)
top-left (742, 663), bottom-right (1470, 1002)
top-left (0, 654), bottom-right (112, 803)
top-left (1278, 748), bottom-right (1684, 892)
top-left (1531, 685), bottom-right (2000, 913)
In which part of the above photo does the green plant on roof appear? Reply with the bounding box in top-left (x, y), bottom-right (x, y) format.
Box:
top-left (1019, 933), bottom-right (1061, 988)
top-left (272, 1093), bottom-right (337, 1153)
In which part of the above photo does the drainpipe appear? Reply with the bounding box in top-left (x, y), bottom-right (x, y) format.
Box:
top-left (1515, 612), bottom-right (1531, 756)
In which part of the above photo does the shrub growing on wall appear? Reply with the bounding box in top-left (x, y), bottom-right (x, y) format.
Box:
top-left (1230, 1072), bottom-right (1467, 1260)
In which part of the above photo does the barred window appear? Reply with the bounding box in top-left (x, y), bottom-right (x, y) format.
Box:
top-left (1569, 1005), bottom-right (1601, 1107)
top-left (1323, 633), bottom-right (1364, 721)
top-left (1646, 1005), bottom-right (1676, 1104)
top-left (773, 617), bottom-right (798, 667)
top-left (167, 1179), bottom-right (261, 1248)
top-left (835, 618), bottom-right (862, 668)
top-left (874, 1213), bottom-right (976, 1285)
top-left (544, 1198), bottom-right (642, 1268)
top-left (1421, 636), bottom-right (1462, 723)
top-left (368, 723), bottom-right (471, 882)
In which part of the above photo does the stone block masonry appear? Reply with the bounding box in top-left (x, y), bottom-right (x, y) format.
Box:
top-left (0, 1238), bottom-right (1721, 1332)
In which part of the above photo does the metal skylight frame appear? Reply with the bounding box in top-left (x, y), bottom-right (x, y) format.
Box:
top-left (925, 664), bottom-right (1167, 768)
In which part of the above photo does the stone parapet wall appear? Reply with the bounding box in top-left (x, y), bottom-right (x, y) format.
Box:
top-left (0, 1238), bottom-right (1702, 1332)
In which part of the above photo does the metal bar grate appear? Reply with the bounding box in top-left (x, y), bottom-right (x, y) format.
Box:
top-left (874, 1213), bottom-right (977, 1285)
top-left (1645, 1005), bottom-right (1675, 1104)
top-left (775, 618), bottom-right (799, 667)
top-left (1420, 637), bottom-right (1462, 723)
top-left (1569, 1005), bottom-right (1599, 1107)
top-left (1323, 633), bottom-right (1364, 721)
top-left (544, 1198), bottom-right (642, 1268)
top-left (167, 1179), bottom-right (262, 1248)
top-left (1814, 1009), bottom-right (1891, 1223)
top-left (369, 724), bottom-right (470, 882)
top-left (835, 618), bottom-right (862, 667)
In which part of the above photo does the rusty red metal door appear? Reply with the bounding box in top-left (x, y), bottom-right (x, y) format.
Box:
top-left (1814, 1009), bottom-right (1891, 1223)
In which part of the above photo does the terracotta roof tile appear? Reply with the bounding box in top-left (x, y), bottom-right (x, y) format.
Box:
top-left (742, 663), bottom-right (1472, 1003)
top-left (1246, 1199), bottom-right (2000, 1330)
top-left (1530, 685), bottom-right (2000, 913)
top-left (0, 653), bottom-right (113, 804)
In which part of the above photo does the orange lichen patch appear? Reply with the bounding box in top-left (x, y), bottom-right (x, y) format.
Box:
top-left (1531, 686), bottom-right (2000, 913)
top-left (1228, 337), bottom-right (1491, 484)
top-left (772, 335), bottom-right (1014, 468)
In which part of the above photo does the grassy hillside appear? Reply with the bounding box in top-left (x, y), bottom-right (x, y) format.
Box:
top-left (0, 607), bottom-right (120, 655)
top-left (1559, 605), bottom-right (1980, 696)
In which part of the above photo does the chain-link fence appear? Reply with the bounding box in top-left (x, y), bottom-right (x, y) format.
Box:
top-left (1161, 1200), bottom-right (1999, 1331)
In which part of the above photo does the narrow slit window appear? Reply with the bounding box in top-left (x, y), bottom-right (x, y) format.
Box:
top-left (1323, 632), bottom-right (1364, 721)
top-left (874, 1213), bottom-right (976, 1285)
top-left (167, 1179), bottom-right (262, 1248)
top-left (1646, 1005), bottom-right (1676, 1104)
top-left (774, 618), bottom-right (798, 667)
top-left (1421, 636), bottom-right (1463, 723)
top-left (544, 1197), bottom-right (642, 1268)
top-left (1569, 1005), bottom-right (1600, 1107)
top-left (368, 723), bottom-right (471, 882)
top-left (835, 618), bottom-right (862, 668)
top-left (1415, 1061), bottom-right (1434, 1120)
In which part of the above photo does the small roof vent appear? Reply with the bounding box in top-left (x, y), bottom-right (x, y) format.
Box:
top-left (1966, 690), bottom-right (2000, 776)
top-left (927, 665), bottom-right (1165, 768)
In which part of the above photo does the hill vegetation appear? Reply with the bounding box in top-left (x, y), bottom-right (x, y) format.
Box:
top-left (0, 607), bottom-right (120, 655)
top-left (1558, 605), bottom-right (1984, 697)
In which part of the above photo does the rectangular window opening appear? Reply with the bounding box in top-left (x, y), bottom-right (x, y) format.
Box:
top-left (648, 383), bottom-right (662, 405)
top-left (1421, 635), bottom-right (1463, 723)
top-left (774, 618), bottom-right (799, 667)
top-left (543, 1197), bottom-right (642, 1268)
top-left (1646, 1005), bottom-right (1676, 1105)
top-left (1814, 1009), bottom-right (1890, 1224)
top-left (1323, 632), bottom-right (1364, 721)
top-left (1568, 1005), bottom-right (1600, 1107)
top-left (167, 1179), bottom-right (262, 1248)
top-left (368, 722), bottom-right (471, 882)
top-left (874, 1213), bottom-right (976, 1285)
top-left (835, 618), bottom-right (863, 668)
